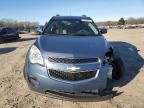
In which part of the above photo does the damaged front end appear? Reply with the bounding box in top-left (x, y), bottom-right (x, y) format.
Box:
top-left (104, 46), bottom-right (123, 80)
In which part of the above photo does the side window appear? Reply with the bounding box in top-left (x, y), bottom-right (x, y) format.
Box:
top-left (1, 28), bottom-right (8, 34)
top-left (7, 28), bottom-right (13, 33)
top-left (7, 28), bottom-right (16, 33)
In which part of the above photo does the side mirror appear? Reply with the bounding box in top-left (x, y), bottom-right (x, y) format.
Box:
top-left (37, 26), bottom-right (44, 35)
top-left (37, 29), bottom-right (43, 35)
top-left (99, 28), bottom-right (107, 34)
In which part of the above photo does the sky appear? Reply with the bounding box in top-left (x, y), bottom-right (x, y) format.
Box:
top-left (0, 0), bottom-right (143, 24)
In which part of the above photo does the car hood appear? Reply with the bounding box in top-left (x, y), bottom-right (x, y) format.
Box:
top-left (37, 35), bottom-right (109, 59)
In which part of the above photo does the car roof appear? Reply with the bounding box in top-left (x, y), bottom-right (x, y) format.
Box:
top-left (1, 27), bottom-right (16, 30)
top-left (51, 16), bottom-right (92, 20)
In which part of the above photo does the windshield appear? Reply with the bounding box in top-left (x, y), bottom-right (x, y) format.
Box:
top-left (43, 19), bottom-right (99, 36)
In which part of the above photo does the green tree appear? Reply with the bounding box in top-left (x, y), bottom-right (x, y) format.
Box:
top-left (118, 18), bottom-right (125, 25)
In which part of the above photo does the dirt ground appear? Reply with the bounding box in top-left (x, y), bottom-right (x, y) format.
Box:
top-left (0, 29), bottom-right (144, 108)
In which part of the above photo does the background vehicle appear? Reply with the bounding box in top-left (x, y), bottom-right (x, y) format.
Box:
top-left (24, 16), bottom-right (122, 97)
top-left (30, 30), bottom-right (41, 35)
top-left (18, 30), bottom-right (29, 34)
top-left (0, 27), bottom-right (20, 43)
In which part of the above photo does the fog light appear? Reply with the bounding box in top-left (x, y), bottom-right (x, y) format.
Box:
top-left (28, 75), bottom-right (39, 88)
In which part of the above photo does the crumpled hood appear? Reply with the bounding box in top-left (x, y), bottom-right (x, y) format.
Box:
top-left (37, 35), bottom-right (109, 59)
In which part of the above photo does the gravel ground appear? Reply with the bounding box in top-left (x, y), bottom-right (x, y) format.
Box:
top-left (0, 29), bottom-right (144, 108)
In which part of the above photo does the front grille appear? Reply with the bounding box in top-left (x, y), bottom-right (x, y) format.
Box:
top-left (48, 57), bottom-right (98, 64)
top-left (49, 69), bottom-right (96, 81)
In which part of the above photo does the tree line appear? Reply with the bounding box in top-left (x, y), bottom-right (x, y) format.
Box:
top-left (1, 17), bottom-right (144, 30)
top-left (0, 19), bottom-right (39, 32)
top-left (96, 17), bottom-right (144, 26)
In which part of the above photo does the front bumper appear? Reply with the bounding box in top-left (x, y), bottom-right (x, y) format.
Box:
top-left (24, 60), bottom-right (112, 96)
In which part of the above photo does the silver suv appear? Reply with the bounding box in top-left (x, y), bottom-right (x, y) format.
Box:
top-left (24, 16), bottom-right (122, 97)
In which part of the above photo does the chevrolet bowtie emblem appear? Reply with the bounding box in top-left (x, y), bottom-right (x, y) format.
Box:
top-left (66, 66), bottom-right (80, 71)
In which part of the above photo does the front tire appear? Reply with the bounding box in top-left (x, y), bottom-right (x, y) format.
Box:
top-left (15, 33), bottom-right (20, 40)
top-left (112, 58), bottom-right (123, 80)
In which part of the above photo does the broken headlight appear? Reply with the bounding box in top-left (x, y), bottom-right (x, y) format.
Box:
top-left (103, 47), bottom-right (114, 65)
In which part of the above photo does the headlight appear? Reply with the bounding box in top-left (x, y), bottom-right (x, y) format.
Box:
top-left (29, 45), bottom-right (44, 65)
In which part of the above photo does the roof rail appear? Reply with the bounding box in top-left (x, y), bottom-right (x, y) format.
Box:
top-left (82, 15), bottom-right (87, 17)
top-left (56, 14), bottom-right (60, 16)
